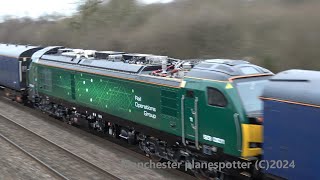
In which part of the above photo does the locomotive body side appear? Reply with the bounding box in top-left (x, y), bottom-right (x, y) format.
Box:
top-left (27, 49), bottom-right (274, 178)
top-left (33, 62), bottom-right (182, 137)
top-left (30, 55), bottom-right (272, 160)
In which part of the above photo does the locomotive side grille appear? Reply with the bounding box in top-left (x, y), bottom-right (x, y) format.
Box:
top-left (160, 90), bottom-right (178, 117)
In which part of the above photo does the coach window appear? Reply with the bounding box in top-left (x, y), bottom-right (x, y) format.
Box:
top-left (207, 87), bottom-right (228, 107)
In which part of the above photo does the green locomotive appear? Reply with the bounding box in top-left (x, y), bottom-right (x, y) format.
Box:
top-left (28, 47), bottom-right (272, 178)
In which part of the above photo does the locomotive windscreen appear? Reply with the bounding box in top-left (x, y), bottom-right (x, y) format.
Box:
top-left (234, 76), bottom-right (270, 113)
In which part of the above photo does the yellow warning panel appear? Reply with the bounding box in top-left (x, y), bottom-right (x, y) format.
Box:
top-left (225, 83), bottom-right (233, 89)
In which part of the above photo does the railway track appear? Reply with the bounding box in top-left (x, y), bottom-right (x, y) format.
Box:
top-left (0, 97), bottom-right (195, 180)
top-left (0, 132), bottom-right (69, 180)
top-left (0, 113), bottom-right (120, 180)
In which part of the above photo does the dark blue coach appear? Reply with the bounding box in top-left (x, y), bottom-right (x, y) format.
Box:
top-left (0, 44), bottom-right (42, 95)
top-left (261, 69), bottom-right (320, 180)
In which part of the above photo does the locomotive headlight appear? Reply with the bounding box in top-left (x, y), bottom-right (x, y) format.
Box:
top-left (249, 142), bottom-right (262, 148)
top-left (257, 117), bottom-right (263, 123)
top-left (248, 117), bottom-right (263, 125)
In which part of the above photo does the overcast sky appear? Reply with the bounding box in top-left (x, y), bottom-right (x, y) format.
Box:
top-left (0, 0), bottom-right (173, 19)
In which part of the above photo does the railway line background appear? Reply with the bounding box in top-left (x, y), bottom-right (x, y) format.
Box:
top-left (0, 134), bottom-right (59, 180)
top-left (0, 96), bottom-right (195, 180)
top-left (0, 115), bottom-right (119, 180)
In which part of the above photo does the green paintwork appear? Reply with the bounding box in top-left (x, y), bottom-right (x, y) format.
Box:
top-left (182, 78), bottom-right (245, 157)
top-left (29, 62), bottom-right (251, 157)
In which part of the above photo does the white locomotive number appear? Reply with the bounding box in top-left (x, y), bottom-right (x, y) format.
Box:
top-left (203, 134), bottom-right (225, 144)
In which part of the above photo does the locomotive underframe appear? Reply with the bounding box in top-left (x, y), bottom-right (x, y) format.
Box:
top-left (29, 92), bottom-right (258, 180)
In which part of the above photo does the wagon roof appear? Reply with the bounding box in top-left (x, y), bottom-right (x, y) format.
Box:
top-left (262, 69), bottom-right (320, 106)
top-left (0, 44), bottom-right (41, 58)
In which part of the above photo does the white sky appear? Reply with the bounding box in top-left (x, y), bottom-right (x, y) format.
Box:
top-left (0, 0), bottom-right (174, 19)
top-left (0, 0), bottom-right (78, 18)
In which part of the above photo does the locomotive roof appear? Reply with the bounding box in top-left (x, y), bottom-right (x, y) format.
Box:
top-left (186, 59), bottom-right (272, 81)
top-left (31, 46), bottom-right (63, 62)
top-left (0, 44), bottom-right (42, 58)
top-left (98, 51), bottom-right (124, 53)
top-left (40, 53), bottom-right (146, 73)
top-left (79, 59), bottom-right (144, 73)
top-left (96, 51), bottom-right (125, 55)
top-left (262, 69), bottom-right (320, 106)
top-left (37, 56), bottom-right (181, 88)
top-left (38, 50), bottom-right (172, 73)
top-left (36, 48), bottom-right (272, 85)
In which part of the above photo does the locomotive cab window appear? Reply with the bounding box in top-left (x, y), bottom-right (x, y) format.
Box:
top-left (207, 87), bottom-right (227, 107)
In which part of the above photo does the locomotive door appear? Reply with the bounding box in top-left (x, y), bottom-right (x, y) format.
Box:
top-left (28, 63), bottom-right (39, 98)
top-left (181, 89), bottom-right (200, 149)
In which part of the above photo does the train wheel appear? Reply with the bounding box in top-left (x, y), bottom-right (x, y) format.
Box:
top-left (187, 158), bottom-right (231, 180)
top-left (15, 95), bottom-right (22, 103)
top-left (111, 125), bottom-right (120, 139)
top-left (62, 115), bottom-right (70, 123)
top-left (145, 151), bottom-right (162, 162)
top-left (127, 131), bottom-right (137, 145)
top-left (192, 168), bottom-right (230, 180)
top-left (4, 88), bottom-right (14, 101)
top-left (150, 154), bottom-right (162, 162)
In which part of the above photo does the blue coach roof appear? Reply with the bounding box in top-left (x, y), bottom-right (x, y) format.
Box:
top-left (0, 44), bottom-right (41, 58)
top-left (262, 69), bottom-right (320, 106)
